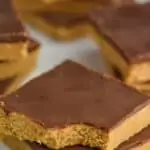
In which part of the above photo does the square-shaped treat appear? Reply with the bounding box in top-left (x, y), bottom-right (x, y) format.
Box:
top-left (0, 39), bottom-right (40, 97)
top-left (0, 60), bottom-right (149, 150)
top-left (0, 0), bottom-right (28, 60)
top-left (117, 126), bottom-right (150, 150)
top-left (0, 38), bottom-right (39, 79)
top-left (89, 3), bottom-right (150, 90)
top-left (22, 11), bottom-right (90, 41)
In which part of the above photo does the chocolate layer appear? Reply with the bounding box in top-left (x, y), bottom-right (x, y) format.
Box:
top-left (1, 60), bottom-right (149, 130)
top-left (89, 3), bottom-right (150, 63)
top-left (0, 0), bottom-right (27, 42)
top-left (118, 126), bottom-right (150, 150)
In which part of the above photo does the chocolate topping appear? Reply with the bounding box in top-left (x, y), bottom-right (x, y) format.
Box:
top-left (90, 3), bottom-right (150, 63)
top-left (118, 126), bottom-right (150, 150)
top-left (2, 60), bottom-right (149, 129)
top-left (0, 0), bottom-right (27, 42)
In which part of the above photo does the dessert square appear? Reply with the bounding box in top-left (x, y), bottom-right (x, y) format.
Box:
top-left (89, 3), bottom-right (150, 90)
top-left (0, 61), bottom-right (149, 150)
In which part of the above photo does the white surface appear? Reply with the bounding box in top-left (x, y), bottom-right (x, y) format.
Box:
top-left (24, 25), bottom-right (109, 83)
top-left (0, 25), bottom-right (109, 149)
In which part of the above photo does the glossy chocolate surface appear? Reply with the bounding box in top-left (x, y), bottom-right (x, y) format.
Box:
top-left (90, 4), bottom-right (150, 62)
top-left (2, 61), bottom-right (149, 129)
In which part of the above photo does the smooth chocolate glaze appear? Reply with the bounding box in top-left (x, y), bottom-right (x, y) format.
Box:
top-left (2, 60), bottom-right (149, 129)
top-left (89, 3), bottom-right (150, 63)
top-left (0, 0), bottom-right (27, 42)
top-left (118, 126), bottom-right (150, 150)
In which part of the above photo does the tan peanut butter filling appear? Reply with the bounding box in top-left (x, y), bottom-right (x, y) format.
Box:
top-left (0, 110), bottom-right (108, 149)
top-left (0, 42), bottom-right (28, 61)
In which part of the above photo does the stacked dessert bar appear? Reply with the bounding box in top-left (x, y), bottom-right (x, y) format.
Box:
top-left (0, 0), bottom-right (40, 96)
top-left (89, 3), bottom-right (150, 94)
top-left (14, 0), bottom-right (135, 41)
top-left (0, 0), bottom-right (149, 150)
top-left (0, 60), bottom-right (149, 150)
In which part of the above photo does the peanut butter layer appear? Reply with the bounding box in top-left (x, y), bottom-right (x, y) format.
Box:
top-left (22, 12), bottom-right (91, 41)
top-left (117, 126), bottom-right (150, 150)
top-left (89, 3), bottom-right (150, 87)
top-left (0, 38), bottom-right (39, 79)
top-left (2, 39), bottom-right (40, 96)
top-left (0, 60), bottom-right (149, 150)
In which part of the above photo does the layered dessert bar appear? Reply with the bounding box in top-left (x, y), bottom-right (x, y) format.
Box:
top-left (0, 0), bottom-right (28, 60)
top-left (0, 39), bottom-right (40, 96)
top-left (0, 60), bottom-right (149, 150)
top-left (89, 3), bottom-right (150, 91)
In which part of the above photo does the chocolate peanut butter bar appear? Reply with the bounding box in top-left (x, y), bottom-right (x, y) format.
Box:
top-left (89, 3), bottom-right (150, 91)
top-left (22, 11), bottom-right (90, 40)
top-left (0, 0), bottom-right (28, 60)
top-left (0, 61), bottom-right (149, 150)
top-left (0, 39), bottom-right (39, 96)
top-left (117, 126), bottom-right (150, 150)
